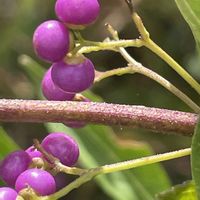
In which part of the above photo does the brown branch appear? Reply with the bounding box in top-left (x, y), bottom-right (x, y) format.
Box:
top-left (0, 99), bottom-right (198, 136)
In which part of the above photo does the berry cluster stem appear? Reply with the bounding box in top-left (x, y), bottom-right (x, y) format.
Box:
top-left (129, 10), bottom-right (200, 95)
top-left (95, 64), bottom-right (200, 113)
top-left (144, 39), bottom-right (200, 95)
top-left (69, 38), bottom-right (143, 56)
top-left (41, 148), bottom-right (191, 200)
top-left (101, 24), bottom-right (200, 113)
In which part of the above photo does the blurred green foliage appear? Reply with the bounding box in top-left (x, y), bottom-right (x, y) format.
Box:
top-left (0, 0), bottom-right (199, 199)
top-left (156, 181), bottom-right (197, 200)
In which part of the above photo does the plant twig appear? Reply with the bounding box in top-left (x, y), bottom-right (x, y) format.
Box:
top-left (105, 24), bottom-right (200, 113)
top-left (129, 11), bottom-right (200, 95)
top-left (41, 147), bottom-right (191, 200)
top-left (95, 65), bottom-right (200, 113)
top-left (0, 99), bottom-right (197, 136)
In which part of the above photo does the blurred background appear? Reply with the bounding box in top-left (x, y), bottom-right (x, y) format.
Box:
top-left (0, 0), bottom-right (199, 199)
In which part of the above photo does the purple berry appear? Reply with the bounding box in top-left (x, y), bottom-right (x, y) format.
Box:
top-left (0, 150), bottom-right (31, 187)
top-left (0, 187), bottom-right (18, 200)
top-left (51, 57), bottom-right (95, 93)
top-left (41, 133), bottom-right (79, 166)
top-left (25, 146), bottom-right (42, 159)
top-left (42, 67), bottom-right (75, 101)
top-left (33, 20), bottom-right (70, 62)
top-left (55, 0), bottom-right (100, 28)
top-left (15, 168), bottom-right (56, 196)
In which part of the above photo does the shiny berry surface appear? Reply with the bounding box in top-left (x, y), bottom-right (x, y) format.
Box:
top-left (51, 58), bottom-right (95, 93)
top-left (15, 168), bottom-right (56, 196)
top-left (41, 132), bottom-right (79, 166)
top-left (33, 20), bottom-right (70, 62)
top-left (55, 0), bottom-right (100, 27)
top-left (42, 67), bottom-right (75, 101)
top-left (0, 150), bottom-right (31, 187)
top-left (0, 187), bottom-right (18, 200)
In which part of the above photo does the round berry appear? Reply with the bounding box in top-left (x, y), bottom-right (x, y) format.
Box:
top-left (25, 146), bottom-right (42, 159)
top-left (42, 67), bottom-right (75, 101)
top-left (0, 187), bottom-right (18, 200)
top-left (51, 57), bottom-right (95, 93)
top-left (33, 20), bottom-right (70, 62)
top-left (0, 150), bottom-right (31, 187)
top-left (55, 0), bottom-right (100, 28)
top-left (15, 168), bottom-right (56, 196)
top-left (41, 133), bottom-right (79, 166)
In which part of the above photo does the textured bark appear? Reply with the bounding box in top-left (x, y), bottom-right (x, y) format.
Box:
top-left (0, 99), bottom-right (198, 136)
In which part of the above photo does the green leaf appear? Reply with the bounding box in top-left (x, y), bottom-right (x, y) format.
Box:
top-left (0, 127), bottom-right (20, 160)
top-left (191, 117), bottom-right (200, 199)
top-left (156, 181), bottom-right (197, 200)
top-left (175, 0), bottom-right (200, 51)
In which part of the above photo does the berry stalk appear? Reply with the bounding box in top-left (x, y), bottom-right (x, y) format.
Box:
top-left (128, 9), bottom-right (200, 96)
top-left (0, 99), bottom-right (197, 136)
top-left (103, 24), bottom-right (200, 113)
top-left (43, 148), bottom-right (191, 200)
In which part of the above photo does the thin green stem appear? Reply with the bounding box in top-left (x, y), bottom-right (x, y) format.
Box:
top-left (144, 39), bottom-right (200, 95)
top-left (41, 148), bottom-right (191, 200)
top-left (130, 12), bottom-right (200, 95)
top-left (56, 162), bottom-right (87, 176)
top-left (68, 39), bottom-right (143, 56)
top-left (44, 169), bottom-right (101, 200)
top-left (101, 148), bottom-right (191, 174)
top-left (105, 24), bottom-right (200, 113)
top-left (95, 65), bottom-right (200, 113)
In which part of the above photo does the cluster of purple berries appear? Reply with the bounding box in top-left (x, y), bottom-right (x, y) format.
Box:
top-left (33, 0), bottom-right (100, 128)
top-left (0, 132), bottom-right (79, 199)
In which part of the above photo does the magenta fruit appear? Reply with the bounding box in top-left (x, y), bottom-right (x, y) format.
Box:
top-left (15, 168), bottom-right (56, 196)
top-left (42, 67), bottom-right (75, 101)
top-left (51, 57), bottom-right (95, 93)
top-left (0, 150), bottom-right (31, 187)
top-left (25, 146), bottom-right (42, 159)
top-left (55, 0), bottom-right (100, 28)
top-left (41, 132), bottom-right (79, 166)
top-left (0, 187), bottom-right (18, 200)
top-left (33, 20), bottom-right (70, 62)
